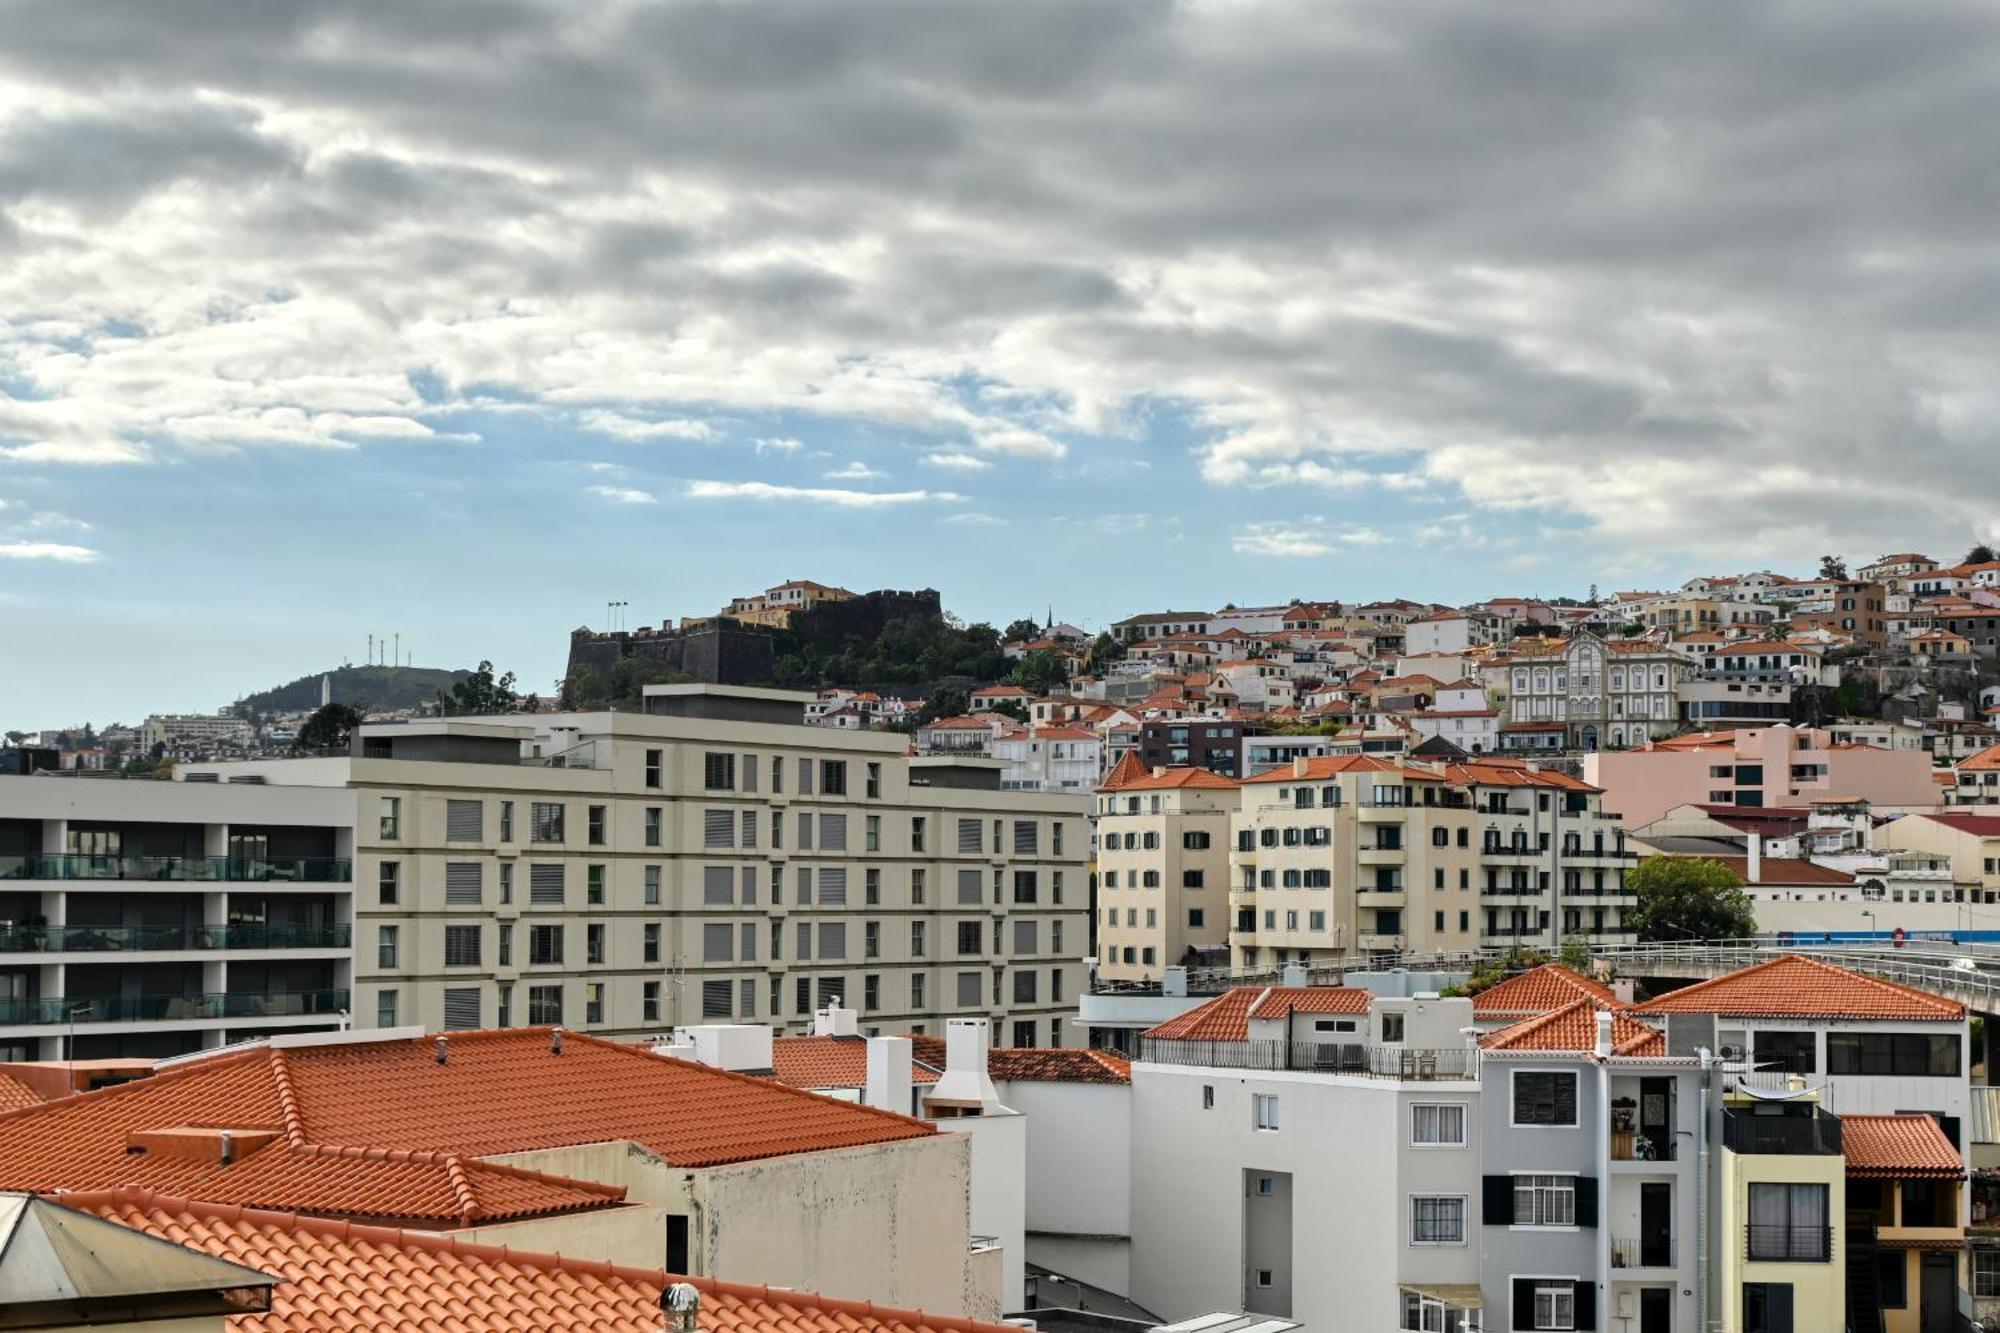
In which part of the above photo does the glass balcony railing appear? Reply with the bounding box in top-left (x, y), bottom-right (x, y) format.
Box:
top-left (0, 856), bottom-right (351, 883)
top-left (0, 924), bottom-right (350, 953)
top-left (0, 989), bottom-right (350, 1026)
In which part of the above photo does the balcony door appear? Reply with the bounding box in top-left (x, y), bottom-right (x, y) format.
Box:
top-left (1640, 1182), bottom-right (1673, 1268)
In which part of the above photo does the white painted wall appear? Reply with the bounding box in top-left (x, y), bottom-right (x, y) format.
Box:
top-left (996, 1079), bottom-right (1132, 1295)
top-left (942, 1110), bottom-right (1028, 1313)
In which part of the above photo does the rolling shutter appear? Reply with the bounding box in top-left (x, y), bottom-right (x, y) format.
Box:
top-left (958, 819), bottom-right (982, 853)
top-left (818, 867), bottom-right (848, 905)
top-left (444, 862), bottom-right (482, 905)
top-left (703, 809), bottom-right (734, 848)
top-left (442, 988), bottom-right (481, 1031)
top-left (1013, 821), bottom-right (1037, 854)
top-left (957, 869), bottom-right (983, 905)
top-left (819, 813), bottom-right (847, 851)
top-left (446, 800), bottom-right (483, 842)
top-left (528, 863), bottom-right (564, 904)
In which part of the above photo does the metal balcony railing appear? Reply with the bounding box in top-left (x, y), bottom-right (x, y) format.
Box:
top-left (0, 856), bottom-right (352, 883)
top-left (0, 989), bottom-right (350, 1026)
top-left (1724, 1107), bottom-right (1843, 1156)
top-left (1138, 1038), bottom-right (1476, 1079)
top-left (1744, 1223), bottom-right (1833, 1262)
top-left (1611, 1237), bottom-right (1679, 1268)
top-left (0, 924), bottom-right (351, 953)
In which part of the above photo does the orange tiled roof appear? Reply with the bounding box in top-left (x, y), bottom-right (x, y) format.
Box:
top-left (1099, 765), bottom-right (1240, 792)
top-left (1480, 1000), bottom-right (1666, 1056)
top-left (903, 1037), bottom-right (1130, 1085)
top-left (1631, 956), bottom-right (1965, 1020)
top-left (1472, 964), bottom-right (1617, 1018)
top-left (1840, 1114), bottom-right (1965, 1179)
top-left (769, 1036), bottom-right (942, 1090)
top-left (1240, 755), bottom-right (1406, 784)
top-left (72, 1187), bottom-right (1018, 1333)
top-left (0, 1030), bottom-right (934, 1224)
top-left (1146, 987), bottom-right (1371, 1041)
top-left (1959, 744), bottom-right (2000, 772)
top-left (1701, 855), bottom-right (1852, 887)
top-left (0, 1074), bottom-right (41, 1114)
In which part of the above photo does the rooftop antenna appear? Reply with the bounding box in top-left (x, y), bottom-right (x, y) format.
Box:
top-left (394, 632), bottom-right (400, 669)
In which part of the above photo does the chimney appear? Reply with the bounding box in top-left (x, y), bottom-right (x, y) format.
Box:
top-left (814, 1003), bottom-right (860, 1038)
top-left (662, 1281), bottom-right (700, 1333)
top-left (926, 1018), bottom-right (1001, 1115)
top-left (551, 1028), bottom-right (564, 1056)
top-left (1593, 1009), bottom-right (1614, 1060)
top-left (219, 1131), bottom-right (235, 1167)
top-left (1292, 756), bottom-right (1309, 778)
top-left (435, 1036), bottom-right (448, 1065)
top-left (1747, 830), bottom-right (1762, 886)
top-left (864, 1036), bottom-right (914, 1114)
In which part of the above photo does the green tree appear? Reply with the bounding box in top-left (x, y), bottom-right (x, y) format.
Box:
top-left (1003, 618), bottom-right (1044, 643)
top-left (1009, 648), bottom-right (1071, 696)
top-left (1967, 543), bottom-right (1997, 566)
top-left (437, 660), bottom-right (521, 716)
top-left (294, 702), bottom-right (364, 754)
top-left (561, 663), bottom-right (610, 710)
top-left (1085, 631), bottom-right (1124, 670)
top-left (916, 684), bottom-right (969, 725)
top-left (1627, 857), bottom-right (1756, 943)
top-left (1558, 935), bottom-right (1594, 972)
top-left (1, 731), bottom-right (26, 748)
top-left (609, 655), bottom-right (690, 709)
top-left (1817, 555), bottom-right (1848, 579)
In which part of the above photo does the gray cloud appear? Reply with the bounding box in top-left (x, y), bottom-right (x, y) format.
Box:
top-left (2, 0), bottom-right (1999, 558)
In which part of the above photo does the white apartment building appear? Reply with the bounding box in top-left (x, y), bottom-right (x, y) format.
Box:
top-left (1495, 633), bottom-right (1693, 751)
top-left (992, 725), bottom-right (1102, 793)
top-left (0, 775), bottom-right (355, 1060)
top-left (184, 686), bottom-right (1090, 1050)
top-left (139, 713), bottom-right (253, 752)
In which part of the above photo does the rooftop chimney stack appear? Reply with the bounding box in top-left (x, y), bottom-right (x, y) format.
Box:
top-left (435, 1036), bottom-right (447, 1065)
top-left (864, 1036), bottom-right (914, 1115)
top-left (926, 1018), bottom-right (1001, 1116)
top-left (662, 1282), bottom-right (700, 1333)
top-left (1593, 1009), bottom-right (1614, 1059)
top-left (1747, 830), bottom-right (1763, 886)
top-left (551, 1028), bottom-right (564, 1056)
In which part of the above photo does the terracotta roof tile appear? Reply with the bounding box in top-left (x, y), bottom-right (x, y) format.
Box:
top-left (1927, 812), bottom-right (2000, 837)
top-left (769, 1036), bottom-right (942, 1089)
top-left (1700, 855), bottom-right (1853, 886)
top-left (1098, 765), bottom-right (1239, 792)
top-left (985, 1048), bottom-right (1132, 1085)
top-left (1631, 956), bottom-right (1965, 1020)
top-left (1840, 1114), bottom-right (1965, 1178)
top-left (1472, 965), bottom-right (1617, 1018)
top-left (70, 1187), bottom-right (1019, 1333)
top-left (1480, 1001), bottom-right (1666, 1056)
top-left (1145, 987), bottom-right (1371, 1041)
top-left (0, 1074), bottom-right (42, 1114)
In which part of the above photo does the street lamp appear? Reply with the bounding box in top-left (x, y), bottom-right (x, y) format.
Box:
top-left (1861, 910), bottom-right (1877, 942)
top-left (64, 1001), bottom-right (92, 1071)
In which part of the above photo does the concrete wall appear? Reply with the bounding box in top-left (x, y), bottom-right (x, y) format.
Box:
top-left (996, 1079), bottom-right (1131, 1296)
top-left (943, 1110), bottom-right (1027, 1313)
top-left (448, 1201), bottom-right (672, 1269)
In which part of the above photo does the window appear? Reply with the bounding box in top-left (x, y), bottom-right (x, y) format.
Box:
top-left (865, 920), bottom-right (881, 959)
top-left (704, 752), bottom-right (735, 791)
top-left (911, 921), bottom-right (926, 957)
top-left (529, 863), bottom-right (564, 904)
top-left (1013, 970), bottom-right (1038, 1003)
top-left (377, 861), bottom-right (400, 906)
top-left (379, 797), bottom-right (401, 840)
top-left (957, 869), bottom-right (982, 905)
top-left (446, 799), bottom-right (483, 841)
top-left (797, 811), bottom-right (813, 849)
top-left (702, 978), bottom-right (732, 1017)
top-left (499, 861), bottom-right (513, 904)
top-left (911, 974), bottom-right (927, 1008)
top-left (1747, 1183), bottom-right (1830, 1261)
top-left (528, 984), bottom-right (563, 1025)
top-left (1409, 1195), bottom-right (1465, 1245)
top-left (704, 809), bottom-right (734, 849)
top-left (644, 748), bottom-right (663, 788)
top-left (498, 923), bottom-right (512, 966)
top-left (958, 921), bottom-right (984, 955)
top-left (530, 802), bottom-right (564, 842)
top-left (1827, 1032), bottom-right (1961, 1076)
top-left (1531, 1283), bottom-right (1575, 1331)
top-left (499, 801), bottom-right (514, 842)
top-left (703, 865), bottom-right (733, 905)
top-left (587, 805), bottom-right (606, 845)
top-left (912, 867), bottom-right (925, 903)
top-left (442, 988), bottom-right (480, 1031)
top-left (377, 989), bottom-right (398, 1027)
top-left (957, 972), bottom-right (981, 1006)
top-left (585, 982), bottom-right (605, 1024)
top-left (445, 862), bottom-right (482, 905)
top-left (704, 923), bottom-right (733, 962)
top-left (818, 922), bottom-right (847, 960)
top-left (912, 817), bottom-right (926, 852)
top-left (644, 981), bottom-right (662, 1022)
top-left (864, 973), bottom-right (881, 1011)
top-left (644, 865), bottom-right (662, 905)
top-left (958, 819), bottom-right (982, 853)
top-left (644, 923), bottom-right (661, 963)
top-left (1743, 1283), bottom-right (1794, 1333)
top-left (497, 983), bottom-right (512, 1028)
top-left (1014, 870), bottom-right (1038, 904)
top-left (865, 761), bottom-right (881, 798)
top-left (820, 760), bottom-right (846, 795)
top-left (444, 924), bottom-right (481, 967)
top-left (819, 866), bottom-right (848, 905)
top-left (377, 925), bottom-right (399, 969)
top-left (865, 815), bottom-right (881, 852)
top-left (1253, 1093), bottom-right (1280, 1130)
top-left (1411, 1103), bottom-right (1467, 1147)
top-left (1513, 1071), bottom-right (1579, 1126)
top-left (820, 813), bottom-right (848, 852)
top-left (1757, 1030), bottom-right (1816, 1074)
top-left (645, 808), bottom-right (663, 847)
top-left (742, 754), bottom-right (758, 792)
top-left (1974, 1251), bottom-right (2000, 1300)
top-left (529, 924), bottom-right (564, 965)
top-left (586, 864), bottom-right (606, 905)
top-left (1513, 1175), bottom-right (1576, 1227)
top-left (1014, 821), bottom-right (1038, 854)
top-left (865, 867), bottom-right (881, 905)
top-left (1381, 1012), bottom-right (1406, 1043)
top-left (587, 923), bottom-right (606, 964)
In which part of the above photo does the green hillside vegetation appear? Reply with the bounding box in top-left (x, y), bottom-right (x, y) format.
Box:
top-left (235, 665), bottom-right (469, 714)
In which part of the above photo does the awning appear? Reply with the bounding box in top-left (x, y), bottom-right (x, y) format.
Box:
top-left (1398, 1284), bottom-right (1483, 1308)
top-left (1876, 1236), bottom-right (1968, 1251)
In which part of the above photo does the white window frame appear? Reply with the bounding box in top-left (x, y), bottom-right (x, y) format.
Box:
top-left (1530, 1281), bottom-right (1575, 1331)
top-left (1408, 1193), bottom-right (1467, 1246)
top-left (1510, 1067), bottom-right (1580, 1128)
top-left (1409, 1101), bottom-right (1468, 1148)
top-left (1512, 1174), bottom-right (1578, 1229)
top-left (1252, 1092), bottom-right (1280, 1131)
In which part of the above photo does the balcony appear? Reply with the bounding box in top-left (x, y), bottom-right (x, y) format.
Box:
top-left (0, 856), bottom-right (352, 884)
top-left (1723, 1106), bottom-right (1842, 1156)
top-left (1358, 847), bottom-right (1406, 866)
top-left (0, 924), bottom-right (351, 954)
top-left (1138, 1036), bottom-right (1475, 1079)
top-left (1356, 890), bottom-right (1406, 910)
top-left (1743, 1224), bottom-right (1833, 1263)
top-left (1358, 932), bottom-right (1406, 951)
top-left (0, 989), bottom-right (351, 1026)
top-left (1611, 1237), bottom-right (1679, 1270)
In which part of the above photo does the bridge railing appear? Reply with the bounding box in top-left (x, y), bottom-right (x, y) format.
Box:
top-left (1590, 939), bottom-right (2000, 1008)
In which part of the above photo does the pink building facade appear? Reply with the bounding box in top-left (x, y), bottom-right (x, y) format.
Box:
top-left (1583, 725), bottom-right (1940, 826)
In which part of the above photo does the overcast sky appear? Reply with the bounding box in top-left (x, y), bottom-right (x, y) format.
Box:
top-left (6, 0), bottom-right (2000, 727)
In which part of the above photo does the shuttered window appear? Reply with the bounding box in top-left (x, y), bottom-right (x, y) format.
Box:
top-left (957, 972), bottom-right (981, 1006)
top-left (703, 809), bottom-right (734, 848)
top-left (817, 976), bottom-right (845, 1008)
top-left (703, 923), bottom-right (734, 962)
top-left (819, 813), bottom-right (847, 851)
top-left (702, 979), bottom-right (732, 1017)
top-left (530, 802), bottom-right (564, 843)
top-left (528, 863), bottom-right (564, 905)
top-left (818, 867), bottom-right (848, 906)
top-left (740, 865), bottom-right (757, 905)
top-left (442, 988), bottom-right (481, 1031)
top-left (819, 922), bottom-right (847, 960)
top-left (446, 800), bottom-right (483, 842)
top-left (444, 862), bottom-right (482, 905)
top-left (958, 819), bottom-right (982, 853)
top-left (703, 752), bottom-right (735, 791)
top-left (703, 865), bottom-right (734, 905)
top-left (957, 869), bottom-right (983, 905)
top-left (444, 925), bottom-right (481, 967)
top-left (1013, 920), bottom-right (1037, 955)
top-left (1013, 820), bottom-right (1038, 855)
top-left (740, 810), bottom-right (757, 848)
top-left (740, 923), bottom-right (757, 962)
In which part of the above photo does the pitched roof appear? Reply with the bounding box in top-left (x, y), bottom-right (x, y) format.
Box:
top-left (1920, 812), bottom-right (2000, 838)
top-left (986, 1047), bottom-right (1131, 1085)
top-left (1471, 965), bottom-right (1617, 1018)
top-left (0, 1030), bottom-right (934, 1224)
top-left (0, 1074), bottom-right (42, 1114)
top-left (1145, 986), bottom-right (1371, 1041)
top-left (1840, 1114), bottom-right (1965, 1179)
top-left (73, 1188), bottom-right (1017, 1333)
top-left (769, 1036), bottom-right (942, 1090)
top-left (1480, 1001), bottom-right (1666, 1057)
top-left (1099, 765), bottom-right (1239, 792)
top-left (1701, 855), bottom-right (1853, 886)
top-left (1240, 755), bottom-right (1407, 784)
top-left (1630, 956), bottom-right (1964, 1020)
top-left (1955, 744), bottom-right (2000, 772)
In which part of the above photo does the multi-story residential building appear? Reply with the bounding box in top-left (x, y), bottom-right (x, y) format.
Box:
top-left (1584, 726), bottom-right (1941, 827)
top-left (1094, 758), bottom-right (1237, 982)
top-left (991, 725), bottom-right (1101, 792)
top-left (0, 775), bottom-right (353, 1060)
top-left (1128, 985), bottom-right (1482, 1332)
top-left (1227, 756), bottom-right (1634, 967)
top-left (1878, 811), bottom-right (2000, 899)
top-left (1137, 718), bottom-right (1261, 779)
top-left (183, 685), bottom-right (1089, 1050)
top-left (1860, 554), bottom-right (1939, 584)
top-left (1497, 633), bottom-right (1693, 751)
top-left (1788, 580), bottom-right (1890, 648)
top-left (138, 713), bottom-right (253, 753)
top-left (1678, 678), bottom-right (1795, 730)
top-left (1112, 610), bottom-right (1212, 644)
top-left (1947, 744), bottom-right (2000, 806)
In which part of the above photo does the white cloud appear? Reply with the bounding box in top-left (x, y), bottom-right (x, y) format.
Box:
top-left (24, 510), bottom-right (90, 531)
top-left (920, 451), bottom-right (992, 471)
top-left (579, 410), bottom-right (716, 442)
top-left (686, 480), bottom-right (962, 507)
top-left (0, 541), bottom-right (99, 562)
top-left (753, 437), bottom-right (803, 455)
top-left (824, 461), bottom-right (885, 481)
top-left (1232, 522), bottom-right (1385, 557)
top-left (944, 512), bottom-right (1005, 526)
top-left (971, 425), bottom-right (1066, 460)
top-left (584, 484), bottom-right (657, 505)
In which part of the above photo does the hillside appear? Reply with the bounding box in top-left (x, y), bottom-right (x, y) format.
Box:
top-left (234, 665), bottom-right (469, 715)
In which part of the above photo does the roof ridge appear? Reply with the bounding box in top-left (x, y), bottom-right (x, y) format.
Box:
top-left (267, 1049), bottom-right (306, 1146)
top-left (1631, 953), bottom-right (1963, 1017)
top-left (61, 1186), bottom-right (1023, 1333)
top-left (441, 1154), bottom-right (482, 1222)
top-left (0, 1045), bottom-right (274, 1130)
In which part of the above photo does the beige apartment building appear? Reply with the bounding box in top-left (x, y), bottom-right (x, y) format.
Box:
top-left (190, 686), bottom-right (1089, 1050)
top-left (1227, 756), bottom-right (1635, 968)
top-left (1093, 758), bottom-right (1236, 982)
